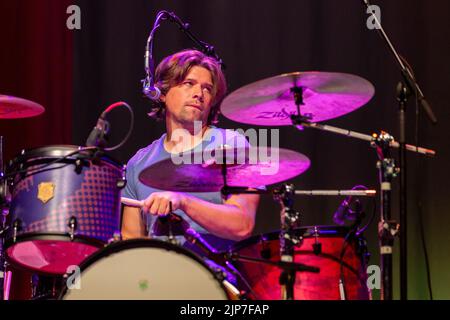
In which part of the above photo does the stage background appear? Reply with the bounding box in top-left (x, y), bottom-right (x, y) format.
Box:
top-left (1, 0), bottom-right (449, 299)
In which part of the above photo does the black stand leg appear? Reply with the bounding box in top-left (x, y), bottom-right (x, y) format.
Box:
top-left (397, 82), bottom-right (410, 300)
top-left (373, 132), bottom-right (399, 300)
top-left (276, 184), bottom-right (301, 300)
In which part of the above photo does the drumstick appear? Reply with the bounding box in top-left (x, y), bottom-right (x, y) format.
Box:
top-left (121, 197), bottom-right (144, 208)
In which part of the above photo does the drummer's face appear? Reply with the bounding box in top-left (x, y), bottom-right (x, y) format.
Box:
top-left (162, 66), bottom-right (214, 126)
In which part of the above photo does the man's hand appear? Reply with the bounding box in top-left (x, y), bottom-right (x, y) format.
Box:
top-left (142, 191), bottom-right (187, 216)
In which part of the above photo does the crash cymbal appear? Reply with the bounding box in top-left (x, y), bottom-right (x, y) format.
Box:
top-left (0, 95), bottom-right (45, 119)
top-left (139, 147), bottom-right (310, 192)
top-left (220, 72), bottom-right (374, 126)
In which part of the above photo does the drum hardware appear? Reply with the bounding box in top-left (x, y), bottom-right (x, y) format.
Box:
top-left (2, 262), bottom-right (11, 300)
top-left (222, 186), bottom-right (377, 197)
top-left (372, 131), bottom-right (400, 300)
top-left (74, 158), bottom-right (85, 175)
top-left (12, 219), bottom-right (21, 243)
top-left (275, 183), bottom-right (301, 300)
top-left (180, 225), bottom-right (254, 300)
top-left (312, 226), bottom-right (322, 255)
top-left (106, 231), bottom-right (122, 245)
top-left (30, 273), bottom-right (64, 300)
top-left (362, 0), bottom-right (437, 300)
top-left (337, 200), bottom-right (368, 300)
top-left (68, 216), bottom-right (78, 241)
top-left (225, 251), bottom-right (320, 273)
top-left (116, 165), bottom-right (127, 189)
top-left (153, 209), bottom-right (187, 246)
top-left (184, 228), bottom-right (221, 260)
top-left (285, 117), bottom-right (433, 300)
top-left (161, 202), bottom-right (177, 245)
top-left (259, 236), bottom-right (271, 259)
top-left (142, 11), bottom-right (225, 106)
top-left (0, 136), bottom-right (7, 300)
top-left (289, 95), bottom-right (434, 300)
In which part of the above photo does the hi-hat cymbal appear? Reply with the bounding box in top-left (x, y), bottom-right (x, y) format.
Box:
top-left (0, 95), bottom-right (45, 119)
top-left (220, 72), bottom-right (374, 126)
top-left (139, 147), bottom-right (310, 192)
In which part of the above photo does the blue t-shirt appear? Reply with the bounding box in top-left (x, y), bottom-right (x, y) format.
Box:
top-left (122, 127), bottom-right (249, 251)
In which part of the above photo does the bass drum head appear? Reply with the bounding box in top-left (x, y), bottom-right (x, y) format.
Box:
top-left (61, 239), bottom-right (230, 300)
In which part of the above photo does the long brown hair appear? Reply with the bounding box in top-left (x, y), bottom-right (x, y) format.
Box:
top-left (148, 49), bottom-right (227, 125)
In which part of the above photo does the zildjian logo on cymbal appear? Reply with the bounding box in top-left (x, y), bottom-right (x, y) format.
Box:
top-left (256, 108), bottom-right (293, 120)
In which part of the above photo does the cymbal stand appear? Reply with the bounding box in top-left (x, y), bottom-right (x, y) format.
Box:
top-left (274, 184), bottom-right (302, 300)
top-left (290, 116), bottom-right (433, 300)
top-left (0, 136), bottom-right (9, 300)
top-left (372, 131), bottom-right (400, 300)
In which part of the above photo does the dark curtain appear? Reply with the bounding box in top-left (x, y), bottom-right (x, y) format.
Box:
top-left (0, 0), bottom-right (73, 161)
top-left (1, 0), bottom-right (449, 299)
top-left (72, 0), bottom-right (450, 299)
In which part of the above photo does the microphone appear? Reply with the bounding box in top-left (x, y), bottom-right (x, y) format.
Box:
top-left (85, 114), bottom-right (109, 148)
top-left (142, 13), bottom-right (163, 101)
top-left (142, 81), bottom-right (161, 101)
top-left (333, 197), bottom-right (351, 226)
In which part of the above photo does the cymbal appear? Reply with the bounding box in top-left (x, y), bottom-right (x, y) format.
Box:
top-left (0, 95), bottom-right (45, 119)
top-left (220, 72), bottom-right (374, 126)
top-left (139, 147), bottom-right (310, 192)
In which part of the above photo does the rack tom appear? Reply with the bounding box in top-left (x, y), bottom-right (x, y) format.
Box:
top-left (4, 145), bottom-right (125, 275)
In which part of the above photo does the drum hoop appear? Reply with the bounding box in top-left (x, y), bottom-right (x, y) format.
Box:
top-left (5, 232), bottom-right (104, 250)
top-left (4, 233), bottom-right (104, 275)
top-left (8, 145), bottom-right (123, 170)
top-left (231, 225), bottom-right (353, 251)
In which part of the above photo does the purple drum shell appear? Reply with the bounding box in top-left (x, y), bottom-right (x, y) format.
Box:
top-left (5, 146), bottom-right (124, 274)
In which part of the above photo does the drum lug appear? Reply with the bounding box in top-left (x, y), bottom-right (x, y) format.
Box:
top-left (117, 165), bottom-right (127, 189)
top-left (357, 237), bottom-right (371, 265)
top-left (312, 226), bottom-right (322, 255)
top-left (212, 267), bottom-right (226, 282)
top-left (108, 231), bottom-right (122, 244)
top-left (74, 159), bottom-right (83, 175)
top-left (68, 216), bottom-right (77, 241)
top-left (18, 163), bottom-right (26, 180)
top-left (116, 178), bottom-right (127, 189)
top-left (12, 219), bottom-right (22, 243)
top-left (259, 236), bottom-right (272, 259)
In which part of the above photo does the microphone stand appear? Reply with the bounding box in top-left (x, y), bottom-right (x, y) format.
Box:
top-left (362, 0), bottom-right (437, 300)
top-left (292, 116), bottom-right (436, 300)
top-left (373, 131), bottom-right (400, 300)
top-left (162, 11), bottom-right (225, 68)
top-left (275, 184), bottom-right (302, 300)
top-left (143, 10), bottom-right (225, 96)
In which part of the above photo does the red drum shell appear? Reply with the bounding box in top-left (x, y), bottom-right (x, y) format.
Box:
top-left (231, 226), bottom-right (370, 300)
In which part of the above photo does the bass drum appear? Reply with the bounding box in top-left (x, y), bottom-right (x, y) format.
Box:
top-left (60, 239), bottom-right (240, 300)
top-left (231, 226), bottom-right (371, 300)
